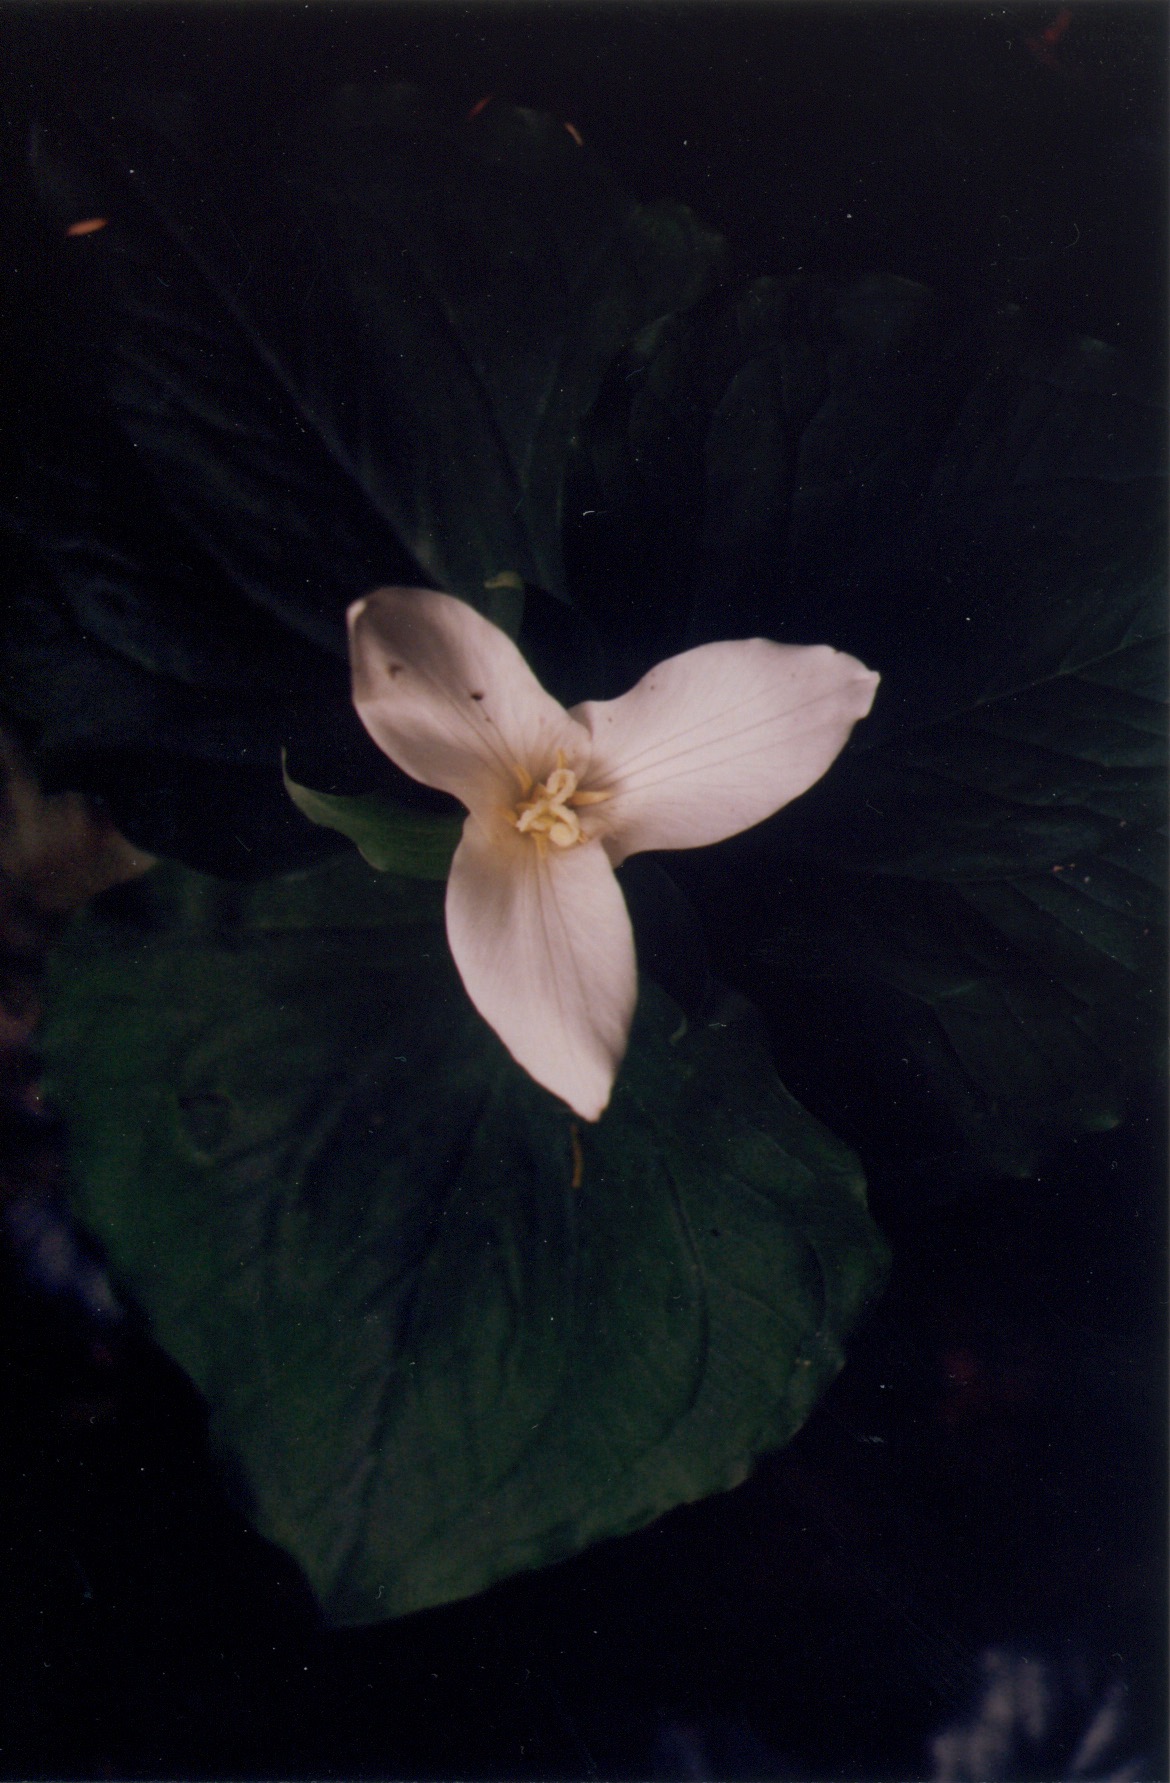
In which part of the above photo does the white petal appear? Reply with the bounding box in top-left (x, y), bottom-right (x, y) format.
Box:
top-left (445, 818), bottom-right (637, 1121)
top-left (348, 587), bottom-right (589, 815)
top-left (572, 639), bottom-right (879, 865)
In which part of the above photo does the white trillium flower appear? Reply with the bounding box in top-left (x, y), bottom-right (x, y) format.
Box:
top-left (348, 587), bottom-right (879, 1123)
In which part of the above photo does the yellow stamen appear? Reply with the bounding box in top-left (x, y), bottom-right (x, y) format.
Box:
top-left (508, 754), bottom-right (609, 851)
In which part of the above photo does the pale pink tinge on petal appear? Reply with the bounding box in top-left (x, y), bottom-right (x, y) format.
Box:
top-left (348, 587), bottom-right (589, 817)
top-left (445, 818), bottom-right (637, 1121)
top-left (572, 638), bottom-right (879, 866)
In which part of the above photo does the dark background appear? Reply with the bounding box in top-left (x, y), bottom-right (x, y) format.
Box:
top-left (2, 1), bottom-right (1165, 359)
top-left (0, 6), bottom-right (1165, 1779)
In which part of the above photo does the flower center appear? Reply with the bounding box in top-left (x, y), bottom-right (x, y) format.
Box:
top-left (507, 752), bottom-right (609, 851)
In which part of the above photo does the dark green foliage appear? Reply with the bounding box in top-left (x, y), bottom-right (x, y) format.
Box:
top-left (1, 85), bottom-right (721, 867)
top-left (596, 292), bottom-right (1166, 1176)
top-left (22, 83), bottom-right (722, 626)
top-left (756, 336), bottom-right (1166, 1176)
top-left (42, 857), bottom-right (887, 1624)
top-left (565, 273), bottom-right (976, 683)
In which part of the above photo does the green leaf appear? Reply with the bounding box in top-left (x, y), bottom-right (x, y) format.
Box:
top-left (41, 855), bottom-right (886, 1625)
top-left (676, 324), bottom-right (1166, 1177)
top-left (23, 85), bottom-right (724, 630)
top-left (281, 754), bottom-right (461, 881)
top-left (8, 86), bottom-right (722, 870)
top-left (565, 273), bottom-right (967, 682)
top-left (746, 826), bottom-right (1164, 1181)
